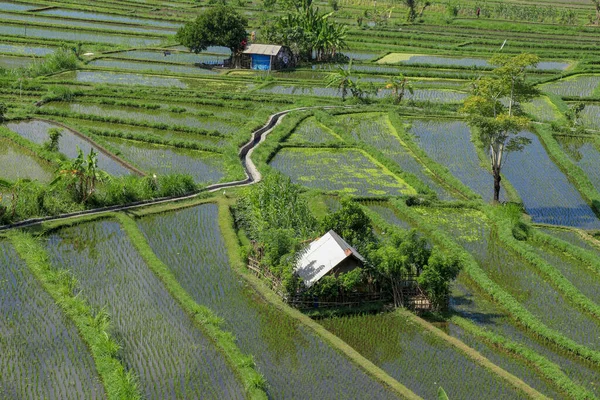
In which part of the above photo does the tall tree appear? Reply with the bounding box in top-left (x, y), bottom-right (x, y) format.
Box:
top-left (176, 6), bottom-right (248, 67)
top-left (461, 53), bottom-right (539, 202)
top-left (592, 0), bottom-right (600, 24)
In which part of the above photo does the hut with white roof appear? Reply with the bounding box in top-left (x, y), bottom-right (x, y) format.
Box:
top-left (294, 230), bottom-right (365, 288)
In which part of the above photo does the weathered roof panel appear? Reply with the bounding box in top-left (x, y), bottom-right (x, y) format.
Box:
top-left (242, 44), bottom-right (282, 56)
top-left (294, 230), bottom-right (364, 288)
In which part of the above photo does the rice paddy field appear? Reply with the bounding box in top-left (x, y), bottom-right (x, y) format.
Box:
top-left (45, 220), bottom-right (245, 399)
top-left (4, 0), bottom-right (600, 398)
top-left (0, 240), bottom-right (105, 400)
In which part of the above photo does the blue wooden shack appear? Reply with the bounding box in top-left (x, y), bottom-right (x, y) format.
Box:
top-left (242, 44), bottom-right (294, 70)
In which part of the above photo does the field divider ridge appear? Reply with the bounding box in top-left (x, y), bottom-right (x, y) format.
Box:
top-left (8, 230), bottom-right (142, 400)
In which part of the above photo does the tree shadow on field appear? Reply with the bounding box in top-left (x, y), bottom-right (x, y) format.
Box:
top-left (450, 293), bottom-right (506, 326)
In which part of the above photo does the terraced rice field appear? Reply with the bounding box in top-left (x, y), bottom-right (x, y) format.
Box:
top-left (372, 204), bottom-right (600, 397)
top-left (136, 204), bottom-right (399, 399)
top-left (411, 206), bottom-right (600, 350)
top-left (37, 8), bottom-right (180, 28)
top-left (330, 113), bottom-right (455, 199)
top-left (555, 134), bottom-right (600, 193)
top-left (522, 97), bottom-right (561, 122)
top-left (95, 136), bottom-right (228, 183)
top-left (0, 240), bottom-right (105, 400)
top-left (45, 102), bottom-right (238, 134)
top-left (111, 50), bottom-right (226, 65)
top-left (270, 147), bottom-right (416, 196)
top-left (541, 75), bottom-right (600, 97)
top-left (407, 119), bottom-right (506, 201)
top-left (63, 71), bottom-right (188, 88)
top-left (0, 12), bottom-right (175, 35)
top-left (44, 220), bottom-right (245, 400)
top-left (501, 130), bottom-right (600, 229)
top-left (90, 59), bottom-right (218, 75)
top-left (0, 43), bottom-right (54, 56)
top-left (321, 312), bottom-right (529, 400)
top-left (5, 120), bottom-right (132, 176)
top-left (0, 24), bottom-right (163, 46)
top-left (0, 137), bottom-right (53, 182)
top-left (285, 116), bottom-right (341, 143)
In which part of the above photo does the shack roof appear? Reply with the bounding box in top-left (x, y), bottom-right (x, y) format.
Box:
top-left (294, 230), bottom-right (365, 288)
top-left (242, 44), bottom-right (282, 56)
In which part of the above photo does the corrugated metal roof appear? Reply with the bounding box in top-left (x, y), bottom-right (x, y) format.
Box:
top-left (242, 44), bottom-right (282, 56)
top-left (294, 230), bottom-right (365, 288)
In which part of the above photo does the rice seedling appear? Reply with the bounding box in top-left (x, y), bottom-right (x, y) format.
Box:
top-left (538, 227), bottom-right (600, 257)
top-left (62, 117), bottom-right (229, 149)
top-left (555, 134), bottom-right (600, 194)
top-left (95, 136), bottom-right (228, 184)
top-left (501, 130), bottom-right (600, 229)
top-left (578, 104), bottom-right (600, 130)
top-left (286, 116), bottom-right (341, 143)
top-left (0, 12), bottom-right (175, 36)
top-left (90, 59), bottom-right (218, 76)
top-left (269, 147), bottom-right (416, 196)
top-left (341, 51), bottom-right (379, 60)
top-left (0, 55), bottom-right (34, 69)
top-left (450, 281), bottom-right (600, 399)
top-left (407, 120), bottom-right (506, 202)
top-left (321, 312), bottom-right (529, 400)
top-left (38, 8), bottom-right (180, 29)
top-left (522, 97), bottom-right (561, 122)
top-left (136, 204), bottom-right (400, 399)
top-left (527, 241), bottom-right (600, 306)
top-left (378, 53), bottom-right (569, 71)
top-left (44, 220), bottom-right (246, 400)
top-left (541, 75), bottom-right (600, 98)
top-left (0, 137), bottom-right (54, 182)
top-left (5, 120), bottom-right (132, 176)
top-left (0, 1), bottom-right (32, 11)
top-left (47, 102), bottom-right (239, 134)
top-left (0, 43), bottom-right (54, 56)
top-left (0, 240), bottom-right (105, 399)
top-left (330, 114), bottom-right (455, 199)
top-left (112, 50), bottom-right (226, 65)
top-left (447, 322), bottom-right (563, 399)
top-left (0, 24), bottom-right (163, 46)
top-left (412, 206), bottom-right (600, 351)
top-left (68, 71), bottom-right (188, 88)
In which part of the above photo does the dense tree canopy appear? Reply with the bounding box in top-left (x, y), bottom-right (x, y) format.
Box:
top-left (263, 0), bottom-right (348, 61)
top-left (461, 53), bottom-right (539, 202)
top-left (176, 6), bottom-right (248, 63)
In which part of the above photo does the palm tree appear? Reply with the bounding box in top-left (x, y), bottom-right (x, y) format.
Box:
top-left (385, 74), bottom-right (413, 104)
top-left (325, 58), bottom-right (354, 101)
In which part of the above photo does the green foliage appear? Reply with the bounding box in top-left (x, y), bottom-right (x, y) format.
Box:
top-left (0, 102), bottom-right (6, 122)
top-left (462, 53), bottom-right (540, 202)
top-left (21, 47), bottom-right (79, 78)
top-left (176, 6), bottom-right (248, 61)
top-left (44, 128), bottom-right (63, 152)
top-left (321, 199), bottom-right (376, 252)
top-left (52, 148), bottom-right (109, 204)
top-left (43, 85), bottom-right (78, 103)
top-left (417, 250), bottom-right (461, 311)
top-left (235, 172), bottom-right (318, 240)
top-left (233, 172), bottom-right (317, 286)
top-left (263, 0), bottom-right (348, 61)
top-left (438, 387), bottom-right (450, 400)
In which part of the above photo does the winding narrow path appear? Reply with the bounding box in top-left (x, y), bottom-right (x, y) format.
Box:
top-left (0, 106), bottom-right (337, 231)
